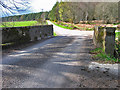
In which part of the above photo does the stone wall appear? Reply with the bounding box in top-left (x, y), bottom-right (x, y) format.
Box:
top-left (93, 26), bottom-right (116, 56)
top-left (1, 25), bottom-right (53, 44)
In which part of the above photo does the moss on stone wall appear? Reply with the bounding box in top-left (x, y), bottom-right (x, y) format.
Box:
top-left (93, 26), bottom-right (116, 56)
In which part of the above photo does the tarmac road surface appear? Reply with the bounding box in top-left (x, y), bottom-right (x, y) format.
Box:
top-left (1, 21), bottom-right (118, 88)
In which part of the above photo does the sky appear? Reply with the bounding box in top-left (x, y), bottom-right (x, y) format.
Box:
top-left (30, 0), bottom-right (58, 12)
top-left (1, 0), bottom-right (118, 17)
top-left (1, 0), bottom-right (60, 17)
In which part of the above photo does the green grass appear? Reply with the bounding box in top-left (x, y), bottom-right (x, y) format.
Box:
top-left (0, 21), bottom-right (38, 27)
top-left (115, 32), bottom-right (120, 38)
top-left (52, 21), bottom-right (93, 31)
top-left (115, 31), bottom-right (120, 56)
top-left (86, 28), bottom-right (93, 31)
top-left (52, 22), bottom-right (74, 30)
top-left (1, 43), bottom-right (14, 46)
top-left (90, 48), bottom-right (103, 54)
top-left (74, 25), bottom-right (85, 30)
top-left (54, 32), bottom-right (57, 36)
top-left (76, 26), bottom-right (93, 31)
top-left (113, 23), bottom-right (120, 25)
top-left (95, 53), bottom-right (119, 63)
top-left (91, 48), bottom-right (120, 63)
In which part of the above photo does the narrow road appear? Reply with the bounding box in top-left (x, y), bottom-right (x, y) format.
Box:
top-left (1, 21), bottom-right (118, 88)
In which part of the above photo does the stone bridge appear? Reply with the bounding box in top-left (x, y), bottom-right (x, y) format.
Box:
top-left (1, 25), bottom-right (53, 44)
top-left (93, 26), bottom-right (118, 57)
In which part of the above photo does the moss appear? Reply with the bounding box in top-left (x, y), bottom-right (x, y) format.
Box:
top-left (95, 28), bottom-right (104, 48)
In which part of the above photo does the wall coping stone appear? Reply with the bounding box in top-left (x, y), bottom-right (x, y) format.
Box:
top-left (1, 25), bottom-right (53, 29)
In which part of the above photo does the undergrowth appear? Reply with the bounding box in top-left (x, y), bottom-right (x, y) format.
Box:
top-left (90, 48), bottom-right (120, 64)
top-left (52, 21), bottom-right (93, 31)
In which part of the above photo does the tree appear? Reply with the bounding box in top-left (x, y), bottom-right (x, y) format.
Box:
top-left (37, 13), bottom-right (46, 24)
top-left (94, 2), bottom-right (118, 23)
top-left (20, 15), bottom-right (25, 21)
top-left (48, 2), bottom-right (60, 21)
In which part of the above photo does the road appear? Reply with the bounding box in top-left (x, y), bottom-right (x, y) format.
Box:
top-left (1, 21), bottom-right (118, 88)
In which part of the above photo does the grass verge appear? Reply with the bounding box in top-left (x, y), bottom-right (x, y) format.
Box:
top-left (1, 43), bottom-right (14, 46)
top-left (54, 32), bottom-right (57, 36)
top-left (74, 25), bottom-right (93, 31)
top-left (52, 21), bottom-right (93, 31)
top-left (52, 22), bottom-right (74, 29)
top-left (115, 32), bottom-right (120, 38)
top-left (90, 48), bottom-right (120, 64)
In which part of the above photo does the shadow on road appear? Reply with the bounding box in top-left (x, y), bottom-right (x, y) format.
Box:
top-left (2, 36), bottom-right (118, 88)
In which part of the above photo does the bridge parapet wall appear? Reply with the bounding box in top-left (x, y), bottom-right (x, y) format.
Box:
top-left (1, 25), bottom-right (53, 44)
